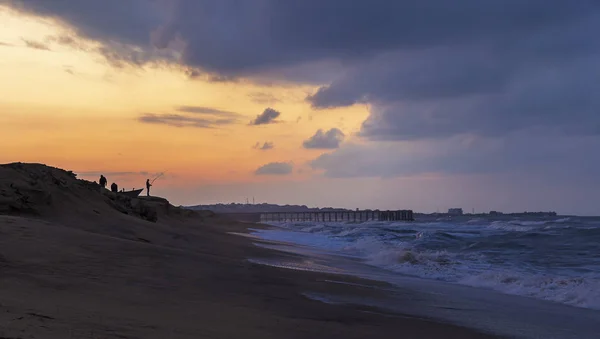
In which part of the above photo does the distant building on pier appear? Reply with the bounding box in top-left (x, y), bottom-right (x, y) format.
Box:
top-left (448, 208), bottom-right (463, 215)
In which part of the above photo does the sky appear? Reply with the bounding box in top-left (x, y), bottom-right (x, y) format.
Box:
top-left (1, 1), bottom-right (600, 215)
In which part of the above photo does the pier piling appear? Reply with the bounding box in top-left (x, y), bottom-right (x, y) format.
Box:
top-left (259, 209), bottom-right (413, 223)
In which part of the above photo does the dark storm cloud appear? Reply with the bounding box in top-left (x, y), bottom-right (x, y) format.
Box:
top-left (302, 128), bottom-right (345, 149)
top-left (253, 142), bottom-right (274, 150)
top-left (250, 108), bottom-right (281, 125)
top-left (138, 113), bottom-right (237, 128)
top-left (11, 1), bottom-right (597, 74)
top-left (153, 0), bottom-right (599, 76)
top-left (310, 134), bottom-right (600, 178)
top-left (254, 162), bottom-right (293, 175)
top-left (10, 0), bottom-right (165, 48)
top-left (304, 8), bottom-right (600, 140)
top-left (45, 33), bottom-right (167, 69)
top-left (307, 47), bottom-right (514, 108)
top-left (356, 56), bottom-right (600, 141)
top-left (8, 0), bottom-right (600, 140)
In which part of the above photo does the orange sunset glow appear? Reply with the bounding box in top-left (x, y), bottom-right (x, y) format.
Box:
top-left (0, 5), bottom-right (368, 201)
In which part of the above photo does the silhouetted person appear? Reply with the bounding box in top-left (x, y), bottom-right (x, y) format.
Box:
top-left (111, 182), bottom-right (118, 193)
top-left (99, 175), bottom-right (107, 191)
top-left (146, 179), bottom-right (152, 196)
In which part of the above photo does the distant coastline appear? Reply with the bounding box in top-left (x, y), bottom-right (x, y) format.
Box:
top-left (185, 203), bottom-right (557, 218)
top-left (186, 203), bottom-right (351, 214)
top-left (415, 211), bottom-right (558, 218)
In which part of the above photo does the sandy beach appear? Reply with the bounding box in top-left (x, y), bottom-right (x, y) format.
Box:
top-left (0, 163), bottom-right (498, 338)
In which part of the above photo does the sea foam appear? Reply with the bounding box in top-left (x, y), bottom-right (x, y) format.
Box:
top-left (253, 216), bottom-right (600, 310)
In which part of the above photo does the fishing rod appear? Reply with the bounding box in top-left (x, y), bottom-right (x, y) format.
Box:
top-left (150, 170), bottom-right (168, 184)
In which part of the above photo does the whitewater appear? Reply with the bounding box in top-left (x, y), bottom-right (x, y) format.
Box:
top-left (252, 215), bottom-right (600, 311)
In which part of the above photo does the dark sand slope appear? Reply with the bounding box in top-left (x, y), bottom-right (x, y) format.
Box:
top-left (0, 163), bottom-right (498, 338)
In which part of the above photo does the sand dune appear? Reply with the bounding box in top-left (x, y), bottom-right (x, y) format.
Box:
top-left (0, 163), bottom-right (496, 338)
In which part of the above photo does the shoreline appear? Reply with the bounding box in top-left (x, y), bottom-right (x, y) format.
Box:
top-left (247, 220), bottom-right (600, 339)
top-left (0, 213), bottom-right (499, 338)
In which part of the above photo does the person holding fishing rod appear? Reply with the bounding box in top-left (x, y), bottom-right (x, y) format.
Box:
top-left (146, 171), bottom-right (166, 197)
top-left (146, 179), bottom-right (152, 196)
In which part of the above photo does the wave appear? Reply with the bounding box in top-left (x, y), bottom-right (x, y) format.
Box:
top-left (356, 243), bottom-right (600, 310)
top-left (259, 217), bottom-right (600, 310)
top-left (459, 271), bottom-right (600, 310)
top-left (488, 221), bottom-right (537, 232)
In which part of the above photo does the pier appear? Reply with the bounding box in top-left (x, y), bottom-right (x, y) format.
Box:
top-left (259, 209), bottom-right (413, 223)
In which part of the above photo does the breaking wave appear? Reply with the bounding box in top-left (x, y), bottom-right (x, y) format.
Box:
top-left (255, 216), bottom-right (600, 310)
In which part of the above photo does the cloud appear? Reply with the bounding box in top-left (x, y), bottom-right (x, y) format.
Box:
top-left (0, 41), bottom-right (13, 47)
top-left (254, 162), bottom-right (293, 176)
top-left (62, 65), bottom-right (76, 75)
top-left (310, 132), bottom-right (600, 178)
top-left (302, 128), bottom-right (345, 149)
top-left (8, 0), bottom-right (600, 188)
top-left (176, 106), bottom-right (242, 119)
top-left (307, 44), bottom-right (600, 141)
top-left (248, 92), bottom-right (281, 104)
top-left (44, 33), bottom-right (170, 69)
top-left (207, 74), bottom-right (238, 83)
top-left (96, 43), bottom-right (160, 69)
top-left (137, 105), bottom-right (245, 128)
top-left (186, 68), bottom-right (202, 78)
top-left (10, 1), bottom-right (598, 75)
top-left (249, 108), bottom-right (281, 125)
top-left (15, 0), bottom-right (592, 140)
top-left (307, 47), bottom-right (513, 108)
top-left (10, 0), bottom-right (165, 49)
top-left (46, 34), bottom-right (87, 50)
top-left (138, 113), bottom-right (237, 128)
top-left (354, 57), bottom-right (600, 141)
top-left (22, 38), bottom-right (51, 51)
top-left (253, 142), bottom-right (274, 150)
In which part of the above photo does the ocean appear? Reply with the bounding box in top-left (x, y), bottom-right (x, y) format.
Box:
top-left (246, 215), bottom-right (600, 337)
top-left (250, 215), bottom-right (600, 310)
